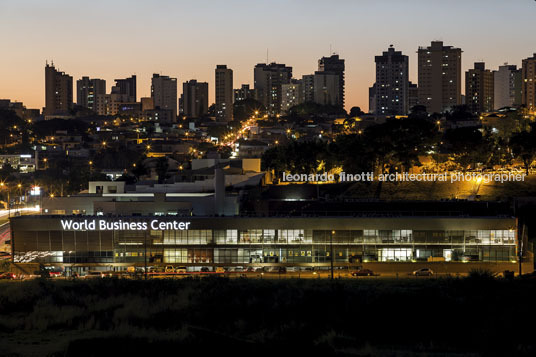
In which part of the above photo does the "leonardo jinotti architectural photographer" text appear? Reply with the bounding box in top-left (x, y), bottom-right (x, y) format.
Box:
top-left (282, 172), bottom-right (526, 183)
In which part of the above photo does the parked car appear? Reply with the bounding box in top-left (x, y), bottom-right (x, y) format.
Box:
top-left (0, 272), bottom-right (16, 280)
top-left (278, 267), bottom-right (287, 273)
top-left (200, 267), bottom-right (210, 272)
top-left (351, 268), bottom-right (375, 277)
top-left (175, 266), bottom-right (187, 273)
top-left (301, 267), bottom-right (315, 272)
top-left (164, 265), bottom-right (175, 273)
top-left (215, 267), bottom-right (225, 273)
top-left (86, 271), bottom-right (112, 278)
top-left (412, 268), bottom-right (434, 276)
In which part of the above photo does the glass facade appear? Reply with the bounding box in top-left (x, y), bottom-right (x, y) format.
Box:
top-left (13, 223), bottom-right (518, 266)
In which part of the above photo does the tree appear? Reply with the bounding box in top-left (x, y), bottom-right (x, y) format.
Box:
top-left (0, 162), bottom-right (16, 177)
top-left (32, 118), bottom-right (90, 139)
top-left (330, 134), bottom-right (374, 173)
top-left (287, 102), bottom-right (347, 117)
top-left (262, 140), bottom-right (331, 179)
top-left (233, 98), bottom-right (265, 123)
top-left (132, 159), bottom-right (149, 181)
top-left (207, 104), bottom-right (216, 117)
top-left (407, 105), bottom-right (430, 121)
top-left (93, 148), bottom-right (143, 170)
top-left (445, 105), bottom-right (476, 121)
top-left (0, 109), bottom-right (25, 146)
top-left (348, 106), bottom-right (364, 118)
top-left (510, 125), bottom-right (536, 174)
top-left (363, 118), bottom-right (438, 173)
top-left (442, 126), bottom-right (491, 170)
top-left (116, 173), bottom-right (137, 185)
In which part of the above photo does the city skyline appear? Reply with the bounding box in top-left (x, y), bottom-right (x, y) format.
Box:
top-left (1, 0), bottom-right (535, 112)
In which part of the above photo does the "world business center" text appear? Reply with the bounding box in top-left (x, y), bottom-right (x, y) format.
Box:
top-left (60, 219), bottom-right (191, 231)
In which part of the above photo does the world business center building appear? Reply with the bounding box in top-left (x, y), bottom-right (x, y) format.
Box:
top-left (9, 214), bottom-right (532, 274)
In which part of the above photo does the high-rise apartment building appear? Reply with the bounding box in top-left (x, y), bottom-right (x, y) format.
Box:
top-left (94, 91), bottom-right (131, 116)
top-left (151, 74), bottom-right (178, 119)
top-left (215, 65), bottom-right (233, 122)
top-left (370, 46), bottom-right (409, 115)
top-left (522, 53), bottom-right (536, 112)
top-left (493, 64), bottom-right (522, 109)
top-left (417, 41), bottom-right (462, 113)
top-left (141, 97), bottom-right (154, 111)
top-left (466, 62), bottom-right (494, 114)
top-left (318, 54), bottom-right (345, 108)
top-left (369, 84), bottom-right (377, 114)
top-left (408, 82), bottom-right (418, 111)
top-left (254, 63), bottom-right (292, 115)
top-left (114, 75), bottom-right (137, 102)
top-left (181, 80), bottom-right (209, 118)
top-left (302, 74), bottom-right (315, 103)
top-left (281, 79), bottom-right (304, 112)
top-left (44, 63), bottom-right (73, 115)
top-left (233, 84), bottom-right (256, 102)
top-left (313, 72), bottom-right (341, 106)
top-left (76, 77), bottom-right (106, 111)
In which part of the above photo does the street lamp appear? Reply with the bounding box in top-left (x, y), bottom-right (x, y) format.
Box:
top-left (330, 230), bottom-right (335, 280)
top-left (17, 183), bottom-right (22, 214)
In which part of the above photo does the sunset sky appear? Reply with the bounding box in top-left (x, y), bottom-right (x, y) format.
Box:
top-left (1, 0), bottom-right (535, 112)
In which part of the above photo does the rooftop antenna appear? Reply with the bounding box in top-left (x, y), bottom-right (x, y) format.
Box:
top-left (266, 49), bottom-right (269, 64)
top-left (330, 44), bottom-right (332, 55)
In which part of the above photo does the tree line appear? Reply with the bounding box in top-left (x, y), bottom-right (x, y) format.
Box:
top-left (263, 116), bottom-right (536, 178)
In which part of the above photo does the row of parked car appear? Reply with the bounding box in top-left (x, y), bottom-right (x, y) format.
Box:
top-left (350, 268), bottom-right (435, 277)
top-left (0, 267), bottom-right (435, 280)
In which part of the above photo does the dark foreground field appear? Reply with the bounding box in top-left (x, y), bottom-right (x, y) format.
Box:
top-left (1, 276), bottom-right (535, 356)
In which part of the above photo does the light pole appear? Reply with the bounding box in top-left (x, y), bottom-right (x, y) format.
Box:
top-left (330, 230), bottom-right (335, 280)
top-left (144, 232), bottom-right (148, 280)
top-left (17, 183), bottom-right (22, 213)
